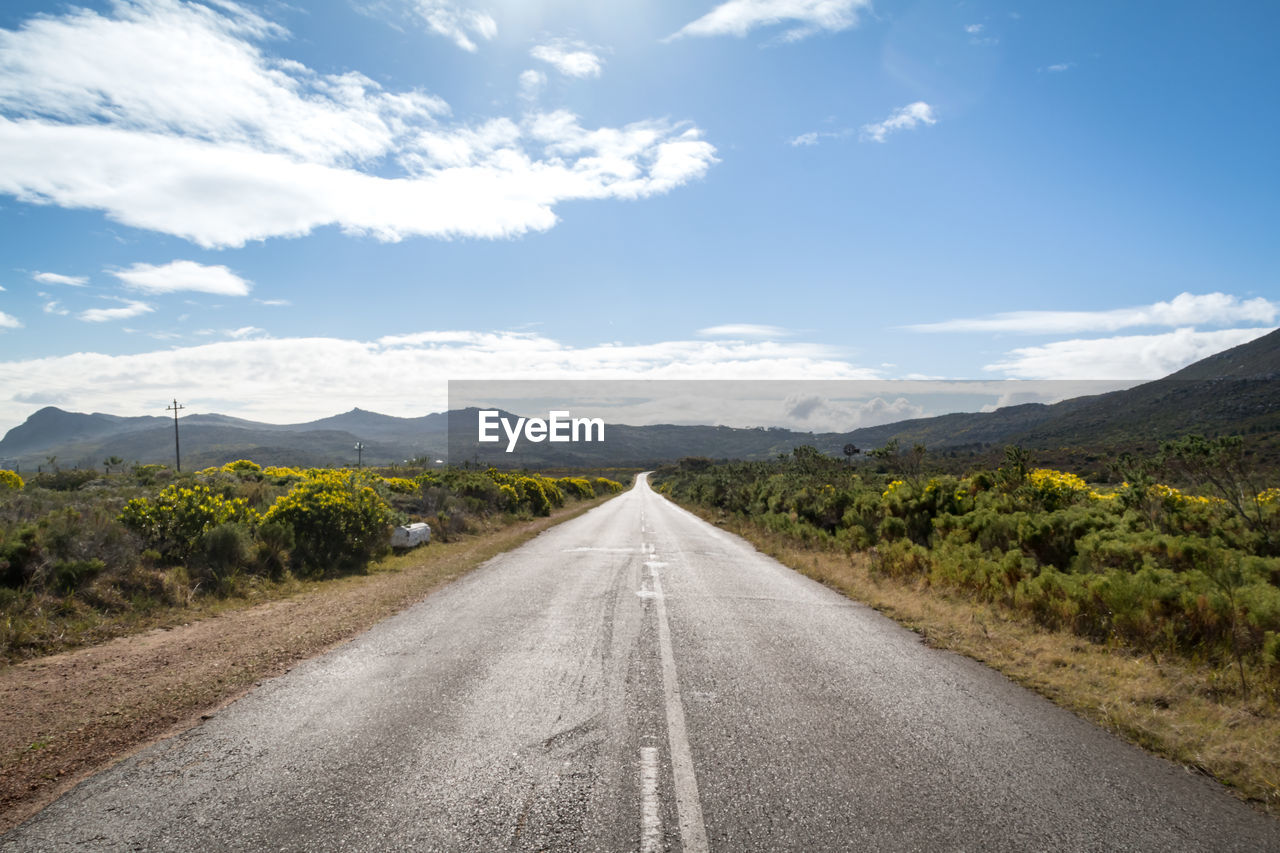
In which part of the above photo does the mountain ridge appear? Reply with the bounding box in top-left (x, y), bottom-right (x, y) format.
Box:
top-left (2, 328), bottom-right (1276, 469)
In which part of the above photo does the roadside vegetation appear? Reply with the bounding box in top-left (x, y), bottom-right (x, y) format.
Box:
top-left (652, 437), bottom-right (1280, 808)
top-left (0, 461), bottom-right (626, 663)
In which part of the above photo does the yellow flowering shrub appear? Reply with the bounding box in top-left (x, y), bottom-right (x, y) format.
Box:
top-left (1027, 468), bottom-right (1090, 504)
top-left (381, 476), bottom-right (418, 495)
top-left (1148, 482), bottom-right (1218, 507)
top-left (262, 466), bottom-right (306, 486)
top-left (0, 470), bottom-right (22, 491)
top-left (593, 477), bottom-right (625, 495)
top-left (262, 470), bottom-right (392, 575)
top-left (557, 477), bottom-right (595, 501)
top-left (119, 484), bottom-right (259, 563)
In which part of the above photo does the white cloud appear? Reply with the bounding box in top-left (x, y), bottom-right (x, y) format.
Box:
top-left (783, 393), bottom-right (923, 432)
top-left (965, 24), bottom-right (983, 34)
top-left (32, 271), bottom-right (87, 286)
top-left (410, 1), bottom-right (496, 52)
top-left (787, 128), bottom-right (851, 147)
top-left (905, 292), bottom-right (1279, 334)
top-left (0, 330), bottom-right (878, 428)
top-left (0, 1), bottom-right (716, 248)
top-left (978, 383), bottom-right (1132, 412)
top-left (667, 0), bottom-right (871, 42)
top-left (226, 326), bottom-right (266, 339)
top-left (984, 327), bottom-right (1274, 379)
top-left (530, 39), bottom-right (603, 78)
top-left (79, 299), bottom-right (153, 323)
top-left (860, 102), bottom-right (937, 143)
top-left (1043, 62), bottom-right (1073, 73)
top-left (255, 298), bottom-right (290, 307)
top-left (111, 260), bottom-right (251, 296)
top-left (698, 324), bottom-right (793, 338)
top-left (518, 69), bottom-right (546, 101)
top-left (0, 311), bottom-right (19, 329)
top-left (0, 1), bottom-right (447, 166)
top-left (42, 297), bottom-right (69, 316)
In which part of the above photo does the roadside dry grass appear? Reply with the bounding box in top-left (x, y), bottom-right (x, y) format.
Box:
top-left (687, 505), bottom-right (1280, 814)
top-left (0, 496), bottom-right (611, 833)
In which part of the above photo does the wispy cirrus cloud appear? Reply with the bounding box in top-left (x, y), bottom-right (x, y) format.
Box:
top-left (0, 330), bottom-right (877, 429)
top-left (698, 324), bottom-right (793, 338)
top-left (530, 39), bottom-right (603, 78)
top-left (860, 102), bottom-right (936, 143)
top-left (78, 298), bottom-right (153, 323)
top-left (984, 327), bottom-right (1274, 380)
top-left (905, 292), bottom-right (1279, 334)
top-left (32, 272), bottom-right (87, 286)
top-left (409, 1), bottom-right (496, 52)
top-left (0, 1), bottom-right (716, 249)
top-left (788, 128), bottom-right (851, 147)
top-left (111, 260), bottom-right (251, 296)
top-left (225, 326), bottom-right (267, 339)
top-left (518, 69), bottom-right (546, 101)
top-left (667, 0), bottom-right (872, 42)
top-left (40, 294), bottom-right (69, 316)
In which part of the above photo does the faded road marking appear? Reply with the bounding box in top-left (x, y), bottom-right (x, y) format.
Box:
top-left (639, 746), bottom-right (661, 853)
top-left (650, 562), bottom-right (709, 853)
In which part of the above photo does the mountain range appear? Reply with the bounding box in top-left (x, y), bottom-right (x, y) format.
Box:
top-left (2, 328), bottom-right (1276, 472)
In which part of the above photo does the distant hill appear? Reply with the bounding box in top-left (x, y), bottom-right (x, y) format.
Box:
top-left (0, 408), bottom-right (451, 471)
top-left (0, 407), bottom-right (167, 457)
top-left (287, 408), bottom-right (449, 440)
top-left (836, 329), bottom-right (1280, 454)
top-left (1, 329), bottom-right (1276, 471)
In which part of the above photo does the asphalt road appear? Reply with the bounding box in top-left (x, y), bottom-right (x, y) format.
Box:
top-left (4, 474), bottom-right (1279, 851)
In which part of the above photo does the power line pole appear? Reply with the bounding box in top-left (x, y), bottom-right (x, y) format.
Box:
top-left (166, 399), bottom-right (185, 472)
top-left (354, 442), bottom-right (365, 468)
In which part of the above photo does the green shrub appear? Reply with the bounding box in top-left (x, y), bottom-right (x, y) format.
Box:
top-left (196, 522), bottom-right (253, 579)
top-left (253, 521), bottom-right (294, 578)
top-left (1, 526), bottom-right (41, 587)
top-left (52, 558), bottom-right (105, 593)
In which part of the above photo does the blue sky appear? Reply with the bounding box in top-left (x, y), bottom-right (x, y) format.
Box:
top-left (0, 0), bottom-right (1276, 431)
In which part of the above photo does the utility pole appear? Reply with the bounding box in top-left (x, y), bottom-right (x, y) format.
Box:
top-left (167, 399), bottom-right (185, 472)
top-left (354, 442), bottom-right (364, 468)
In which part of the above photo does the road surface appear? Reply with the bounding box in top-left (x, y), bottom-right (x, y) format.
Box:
top-left (4, 474), bottom-right (1278, 851)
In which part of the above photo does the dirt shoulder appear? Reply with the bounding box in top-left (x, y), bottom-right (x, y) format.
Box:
top-left (0, 498), bottom-right (609, 833)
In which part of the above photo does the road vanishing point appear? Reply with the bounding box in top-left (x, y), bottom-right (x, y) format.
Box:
top-left (4, 474), bottom-right (1278, 851)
